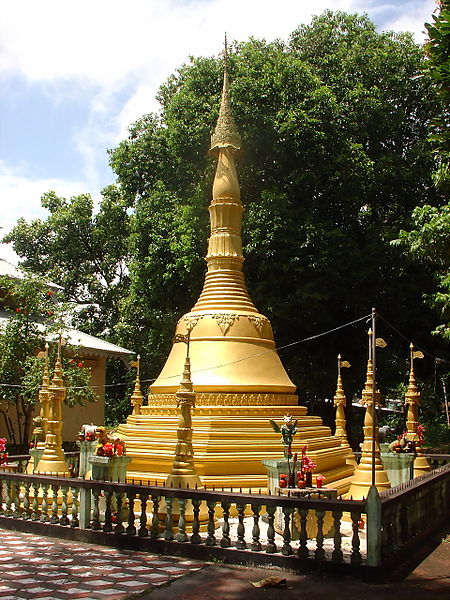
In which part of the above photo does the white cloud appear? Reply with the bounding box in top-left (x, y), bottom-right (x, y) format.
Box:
top-left (383, 2), bottom-right (435, 42)
top-left (1, 1), bottom-right (361, 88)
top-left (0, 1), bottom-right (437, 215)
top-left (116, 84), bottom-right (161, 140)
top-left (0, 160), bottom-right (92, 263)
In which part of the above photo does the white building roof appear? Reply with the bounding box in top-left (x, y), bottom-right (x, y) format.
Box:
top-left (0, 312), bottom-right (133, 360)
top-left (0, 258), bottom-right (63, 290)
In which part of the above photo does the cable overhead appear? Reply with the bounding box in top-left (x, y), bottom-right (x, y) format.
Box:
top-left (2, 311), bottom-right (448, 392)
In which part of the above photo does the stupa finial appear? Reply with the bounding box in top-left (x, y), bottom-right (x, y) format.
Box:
top-left (333, 354), bottom-right (356, 466)
top-left (210, 34), bottom-right (241, 153)
top-left (130, 355), bottom-right (144, 415)
top-left (51, 331), bottom-right (64, 387)
top-left (42, 342), bottom-right (50, 388)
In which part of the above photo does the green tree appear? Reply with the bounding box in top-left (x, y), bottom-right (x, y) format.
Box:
top-left (392, 2), bottom-right (450, 342)
top-left (4, 11), bottom-right (448, 409)
top-left (3, 186), bottom-right (130, 336)
top-left (109, 12), bottom-right (444, 399)
top-left (395, 202), bottom-right (450, 341)
top-left (424, 0), bottom-right (450, 192)
top-left (0, 273), bottom-right (95, 446)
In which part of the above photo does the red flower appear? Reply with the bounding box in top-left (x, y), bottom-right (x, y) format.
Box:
top-left (15, 308), bottom-right (21, 313)
top-left (47, 290), bottom-right (54, 296)
top-left (302, 456), bottom-right (317, 472)
top-left (77, 362), bottom-right (84, 368)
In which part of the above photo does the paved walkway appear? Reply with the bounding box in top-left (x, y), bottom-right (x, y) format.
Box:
top-left (0, 529), bottom-right (448, 599)
top-left (0, 530), bottom-right (204, 599)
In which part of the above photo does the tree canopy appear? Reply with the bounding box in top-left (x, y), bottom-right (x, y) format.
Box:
top-left (424, 0), bottom-right (450, 192)
top-left (394, 2), bottom-right (450, 344)
top-left (4, 11), bottom-right (448, 419)
top-left (0, 273), bottom-right (95, 445)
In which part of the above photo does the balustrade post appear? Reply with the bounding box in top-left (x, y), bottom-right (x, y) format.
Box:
top-left (0, 478), bottom-right (5, 515)
top-left (139, 493), bottom-right (149, 537)
top-left (236, 502), bottom-right (247, 549)
top-left (103, 490), bottom-right (113, 533)
top-left (60, 485), bottom-right (69, 526)
top-left (150, 493), bottom-right (159, 539)
top-left (30, 482), bottom-right (39, 521)
top-left (315, 509), bottom-right (325, 561)
top-left (91, 488), bottom-right (101, 530)
top-left (190, 498), bottom-right (201, 544)
top-left (366, 486), bottom-right (381, 566)
top-left (22, 482), bottom-right (31, 520)
top-left (40, 484), bottom-right (50, 522)
top-left (176, 497), bottom-right (187, 542)
top-left (298, 507), bottom-right (309, 559)
top-left (281, 507), bottom-right (293, 556)
top-left (78, 485), bottom-right (92, 529)
top-left (331, 509), bottom-right (343, 563)
top-left (127, 492), bottom-right (137, 536)
top-left (266, 504), bottom-right (277, 553)
top-left (220, 501), bottom-right (231, 548)
top-left (205, 499), bottom-right (217, 546)
top-left (4, 479), bottom-right (12, 516)
top-left (70, 486), bottom-right (79, 528)
top-left (114, 492), bottom-right (125, 535)
top-left (50, 484), bottom-right (59, 524)
top-left (251, 503), bottom-right (262, 551)
top-left (350, 510), bottom-right (362, 566)
top-left (164, 496), bottom-right (173, 540)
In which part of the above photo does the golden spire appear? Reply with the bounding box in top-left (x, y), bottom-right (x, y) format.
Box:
top-left (166, 342), bottom-right (202, 489)
top-left (346, 329), bottom-right (390, 499)
top-left (191, 40), bottom-right (255, 313)
top-left (405, 344), bottom-right (430, 476)
top-left (361, 329), bottom-right (379, 405)
top-left (35, 333), bottom-right (69, 476)
top-left (151, 39), bottom-right (295, 395)
top-left (39, 342), bottom-right (51, 440)
top-left (130, 355), bottom-right (144, 416)
top-left (42, 342), bottom-right (50, 388)
top-left (333, 355), bottom-right (356, 466)
top-left (405, 343), bottom-right (421, 406)
top-left (51, 331), bottom-right (64, 388)
top-left (210, 35), bottom-right (241, 153)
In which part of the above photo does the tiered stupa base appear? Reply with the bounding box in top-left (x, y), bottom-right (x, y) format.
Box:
top-left (117, 393), bottom-right (355, 495)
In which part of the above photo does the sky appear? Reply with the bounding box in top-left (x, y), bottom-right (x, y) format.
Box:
top-left (0, 0), bottom-right (437, 263)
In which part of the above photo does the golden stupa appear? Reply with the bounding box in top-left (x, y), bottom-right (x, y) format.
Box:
top-left (118, 48), bottom-right (354, 493)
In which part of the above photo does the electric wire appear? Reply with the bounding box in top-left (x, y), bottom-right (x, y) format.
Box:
top-left (1, 311), bottom-right (448, 394)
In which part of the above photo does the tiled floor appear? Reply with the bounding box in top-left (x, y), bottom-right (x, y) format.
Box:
top-left (0, 530), bottom-right (205, 599)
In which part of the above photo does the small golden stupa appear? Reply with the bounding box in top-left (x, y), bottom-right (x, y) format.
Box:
top-left (118, 45), bottom-right (354, 492)
top-left (35, 337), bottom-right (70, 477)
top-left (405, 344), bottom-right (431, 477)
top-left (333, 355), bottom-right (357, 467)
top-left (165, 336), bottom-right (202, 491)
top-left (346, 330), bottom-right (390, 499)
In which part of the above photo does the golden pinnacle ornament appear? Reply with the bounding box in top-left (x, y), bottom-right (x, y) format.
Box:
top-left (333, 355), bottom-right (357, 467)
top-left (405, 344), bottom-right (430, 477)
top-left (166, 334), bottom-right (202, 490)
top-left (130, 355), bottom-right (144, 416)
top-left (346, 328), bottom-right (390, 500)
top-left (27, 343), bottom-right (51, 474)
top-left (35, 334), bottom-right (69, 476)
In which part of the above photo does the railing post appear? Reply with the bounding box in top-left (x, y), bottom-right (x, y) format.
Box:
top-left (78, 485), bottom-right (91, 529)
top-left (366, 485), bottom-right (381, 566)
